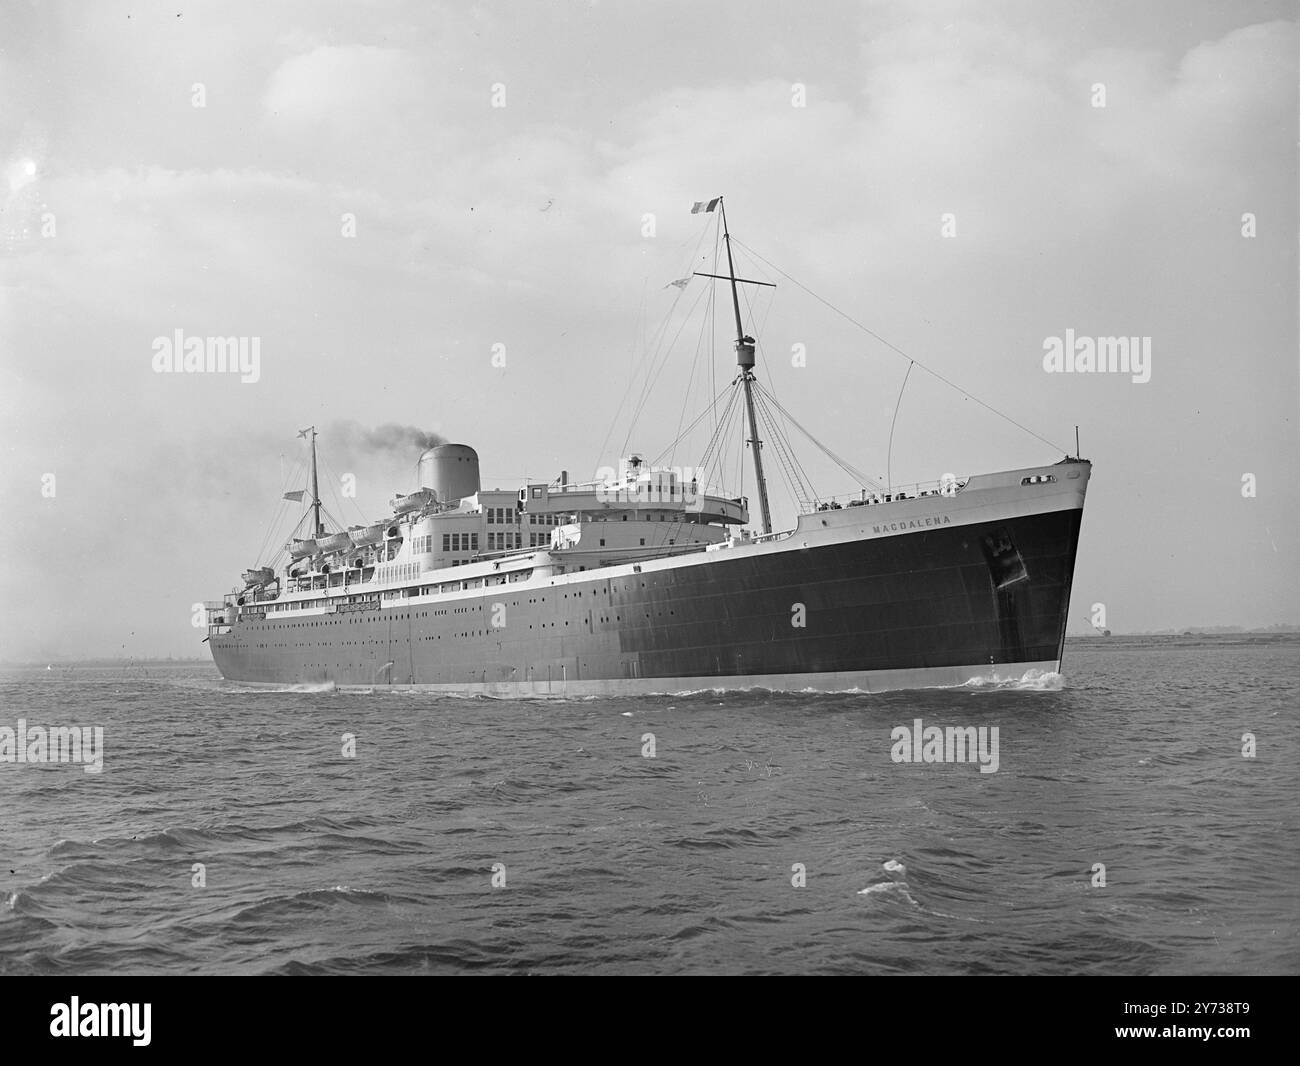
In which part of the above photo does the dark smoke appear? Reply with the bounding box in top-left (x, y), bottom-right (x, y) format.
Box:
top-left (328, 421), bottom-right (446, 455)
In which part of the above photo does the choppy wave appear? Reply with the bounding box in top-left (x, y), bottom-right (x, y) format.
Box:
top-left (858, 858), bottom-right (918, 904)
top-left (0, 639), bottom-right (1294, 975)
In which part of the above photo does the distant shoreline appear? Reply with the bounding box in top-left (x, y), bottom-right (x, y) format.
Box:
top-left (1068, 627), bottom-right (1300, 638)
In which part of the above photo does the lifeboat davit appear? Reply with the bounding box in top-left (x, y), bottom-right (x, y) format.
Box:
top-left (391, 488), bottom-right (436, 514)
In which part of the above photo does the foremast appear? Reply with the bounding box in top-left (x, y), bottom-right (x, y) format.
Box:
top-left (305, 425), bottom-right (323, 537)
top-left (719, 198), bottom-right (772, 535)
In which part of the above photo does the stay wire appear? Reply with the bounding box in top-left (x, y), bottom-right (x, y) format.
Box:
top-left (731, 238), bottom-right (1067, 453)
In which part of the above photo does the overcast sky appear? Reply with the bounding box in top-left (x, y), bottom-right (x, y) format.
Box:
top-left (1, 0), bottom-right (1296, 660)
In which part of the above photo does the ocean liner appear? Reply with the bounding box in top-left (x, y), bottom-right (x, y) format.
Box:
top-left (204, 199), bottom-right (1091, 694)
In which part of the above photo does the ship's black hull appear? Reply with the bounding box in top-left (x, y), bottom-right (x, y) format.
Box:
top-left (617, 507), bottom-right (1081, 677)
top-left (210, 503), bottom-right (1084, 694)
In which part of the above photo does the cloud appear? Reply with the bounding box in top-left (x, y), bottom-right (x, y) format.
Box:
top-left (1, 4), bottom-right (1295, 657)
top-left (264, 45), bottom-right (426, 127)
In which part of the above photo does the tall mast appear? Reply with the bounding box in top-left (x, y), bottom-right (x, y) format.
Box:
top-left (720, 198), bottom-right (772, 535)
top-left (308, 426), bottom-right (323, 537)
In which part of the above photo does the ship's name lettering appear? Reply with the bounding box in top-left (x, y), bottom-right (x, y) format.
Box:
top-left (871, 515), bottom-right (951, 534)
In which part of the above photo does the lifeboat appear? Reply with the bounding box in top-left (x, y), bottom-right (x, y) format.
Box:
top-left (317, 532), bottom-right (353, 554)
top-left (241, 567), bottom-right (275, 587)
top-left (391, 488), bottom-right (436, 514)
top-left (349, 522), bottom-right (386, 547)
top-left (289, 538), bottom-right (318, 560)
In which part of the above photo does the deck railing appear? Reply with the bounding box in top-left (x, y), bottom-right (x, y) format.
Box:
top-left (808, 476), bottom-right (969, 512)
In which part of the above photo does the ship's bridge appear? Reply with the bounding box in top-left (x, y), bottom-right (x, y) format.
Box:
top-left (520, 460), bottom-right (749, 527)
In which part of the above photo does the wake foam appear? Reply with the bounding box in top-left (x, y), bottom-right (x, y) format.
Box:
top-left (962, 668), bottom-right (1063, 692)
top-left (205, 679), bottom-right (339, 694)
